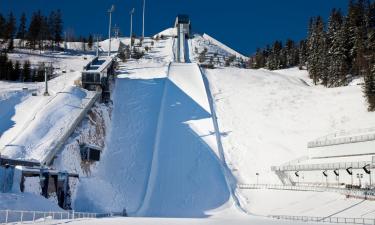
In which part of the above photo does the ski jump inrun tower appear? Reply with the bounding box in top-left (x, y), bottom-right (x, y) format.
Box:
top-left (175, 14), bottom-right (191, 63)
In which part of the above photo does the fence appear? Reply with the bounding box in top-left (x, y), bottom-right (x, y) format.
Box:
top-left (271, 160), bottom-right (371, 172)
top-left (269, 215), bottom-right (375, 225)
top-left (308, 127), bottom-right (375, 148)
top-left (238, 184), bottom-right (375, 200)
top-left (0, 210), bottom-right (99, 224)
top-left (0, 209), bottom-right (125, 224)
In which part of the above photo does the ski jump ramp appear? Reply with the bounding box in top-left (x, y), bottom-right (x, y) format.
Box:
top-left (137, 63), bottom-right (234, 217)
top-left (75, 61), bottom-right (238, 217)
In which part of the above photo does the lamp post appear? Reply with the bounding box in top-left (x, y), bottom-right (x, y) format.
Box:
top-left (94, 35), bottom-right (101, 57)
top-left (108, 5), bottom-right (115, 56)
top-left (357, 173), bottom-right (363, 188)
top-left (295, 171), bottom-right (300, 186)
top-left (142, 0), bottom-right (145, 39)
top-left (130, 8), bottom-right (135, 49)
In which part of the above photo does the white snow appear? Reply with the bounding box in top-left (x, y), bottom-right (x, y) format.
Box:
top-left (74, 38), bottom-right (236, 218)
top-left (204, 67), bottom-right (375, 185)
top-left (202, 33), bottom-right (248, 60)
top-left (1, 29), bottom-right (374, 225)
top-left (0, 192), bottom-right (63, 212)
top-left (239, 189), bottom-right (375, 218)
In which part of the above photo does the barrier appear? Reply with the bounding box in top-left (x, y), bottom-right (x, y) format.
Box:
top-left (308, 127), bottom-right (375, 148)
top-left (270, 215), bottom-right (375, 225)
top-left (0, 210), bottom-right (97, 224)
top-left (271, 161), bottom-right (371, 172)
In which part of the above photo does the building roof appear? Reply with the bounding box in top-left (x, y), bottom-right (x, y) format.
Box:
top-left (175, 14), bottom-right (190, 26)
top-left (82, 56), bottom-right (114, 74)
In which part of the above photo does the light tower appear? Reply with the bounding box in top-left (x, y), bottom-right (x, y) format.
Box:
top-left (108, 4), bottom-right (115, 56)
top-left (142, 0), bottom-right (145, 39)
top-left (130, 8), bottom-right (135, 49)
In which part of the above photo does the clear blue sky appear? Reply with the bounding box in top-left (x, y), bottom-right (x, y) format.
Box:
top-left (1, 0), bottom-right (349, 55)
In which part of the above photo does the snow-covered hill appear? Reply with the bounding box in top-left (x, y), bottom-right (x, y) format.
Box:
top-left (1, 29), bottom-right (374, 224)
top-left (205, 67), bottom-right (375, 185)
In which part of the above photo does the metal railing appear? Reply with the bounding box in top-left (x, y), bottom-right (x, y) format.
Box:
top-left (271, 161), bottom-right (371, 172)
top-left (238, 184), bottom-right (375, 200)
top-left (0, 210), bottom-right (98, 224)
top-left (308, 127), bottom-right (375, 148)
top-left (269, 215), bottom-right (375, 225)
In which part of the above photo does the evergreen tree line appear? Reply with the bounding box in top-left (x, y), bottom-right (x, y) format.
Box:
top-left (0, 10), bottom-right (63, 51)
top-left (248, 0), bottom-right (375, 111)
top-left (0, 52), bottom-right (48, 82)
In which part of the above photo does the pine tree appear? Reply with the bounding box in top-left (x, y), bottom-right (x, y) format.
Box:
top-left (285, 39), bottom-right (296, 68)
top-left (28, 11), bottom-right (43, 49)
top-left (364, 64), bottom-right (375, 111)
top-left (0, 52), bottom-right (8, 80)
top-left (0, 14), bottom-right (5, 41)
top-left (307, 17), bottom-right (327, 85)
top-left (347, 0), bottom-right (368, 75)
top-left (51, 10), bottom-right (63, 47)
top-left (327, 9), bottom-right (349, 87)
top-left (16, 13), bottom-right (27, 40)
top-left (22, 60), bottom-right (31, 82)
top-left (4, 12), bottom-right (16, 41)
top-left (11, 61), bottom-right (20, 81)
top-left (5, 12), bottom-right (16, 51)
top-left (5, 60), bottom-right (13, 80)
top-left (39, 16), bottom-right (50, 51)
top-left (88, 34), bottom-right (93, 50)
top-left (7, 38), bottom-right (14, 52)
top-left (298, 40), bottom-right (307, 69)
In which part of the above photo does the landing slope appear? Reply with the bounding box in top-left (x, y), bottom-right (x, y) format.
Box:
top-left (138, 63), bottom-right (231, 217)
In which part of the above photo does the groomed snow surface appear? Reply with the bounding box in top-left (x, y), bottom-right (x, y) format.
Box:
top-left (75, 38), bottom-right (236, 218)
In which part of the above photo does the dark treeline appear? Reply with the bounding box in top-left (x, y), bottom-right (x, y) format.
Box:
top-left (248, 0), bottom-right (375, 111)
top-left (0, 10), bottom-right (96, 82)
top-left (0, 52), bottom-right (47, 82)
top-left (0, 10), bottom-right (63, 51)
top-left (0, 10), bottom-right (65, 82)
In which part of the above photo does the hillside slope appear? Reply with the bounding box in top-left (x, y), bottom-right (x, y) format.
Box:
top-left (204, 67), bottom-right (375, 185)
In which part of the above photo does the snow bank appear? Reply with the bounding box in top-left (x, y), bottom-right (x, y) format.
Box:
top-left (153, 28), bottom-right (177, 38)
top-left (0, 192), bottom-right (63, 211)
top-left (205, 67), bottom-right (375, 185)
top-left (202, 34), bottom-right (248, 60)
top-left (1, 86), bottom-right (96, 162)
top-left (239, 189), bottom-right (375, 218)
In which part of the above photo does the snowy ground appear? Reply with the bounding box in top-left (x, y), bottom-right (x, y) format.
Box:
top-left (239, 189), bottom-right (375, 218)
top-left (1, 30), bottom-right (375, 224)
top-left (18, 215), bottom-right (335, 225)
top-left (204, 67), bottom-right (375, 185)
top-left (0, 52), bottom-right (96, 162)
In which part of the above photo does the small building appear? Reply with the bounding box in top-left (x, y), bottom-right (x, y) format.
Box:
top-left (174, 14), bottom-right (191, 38)
top-left (80, 144), bottom-right (102, 162)
top-left (81, 56), bottom-right (115, 99)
